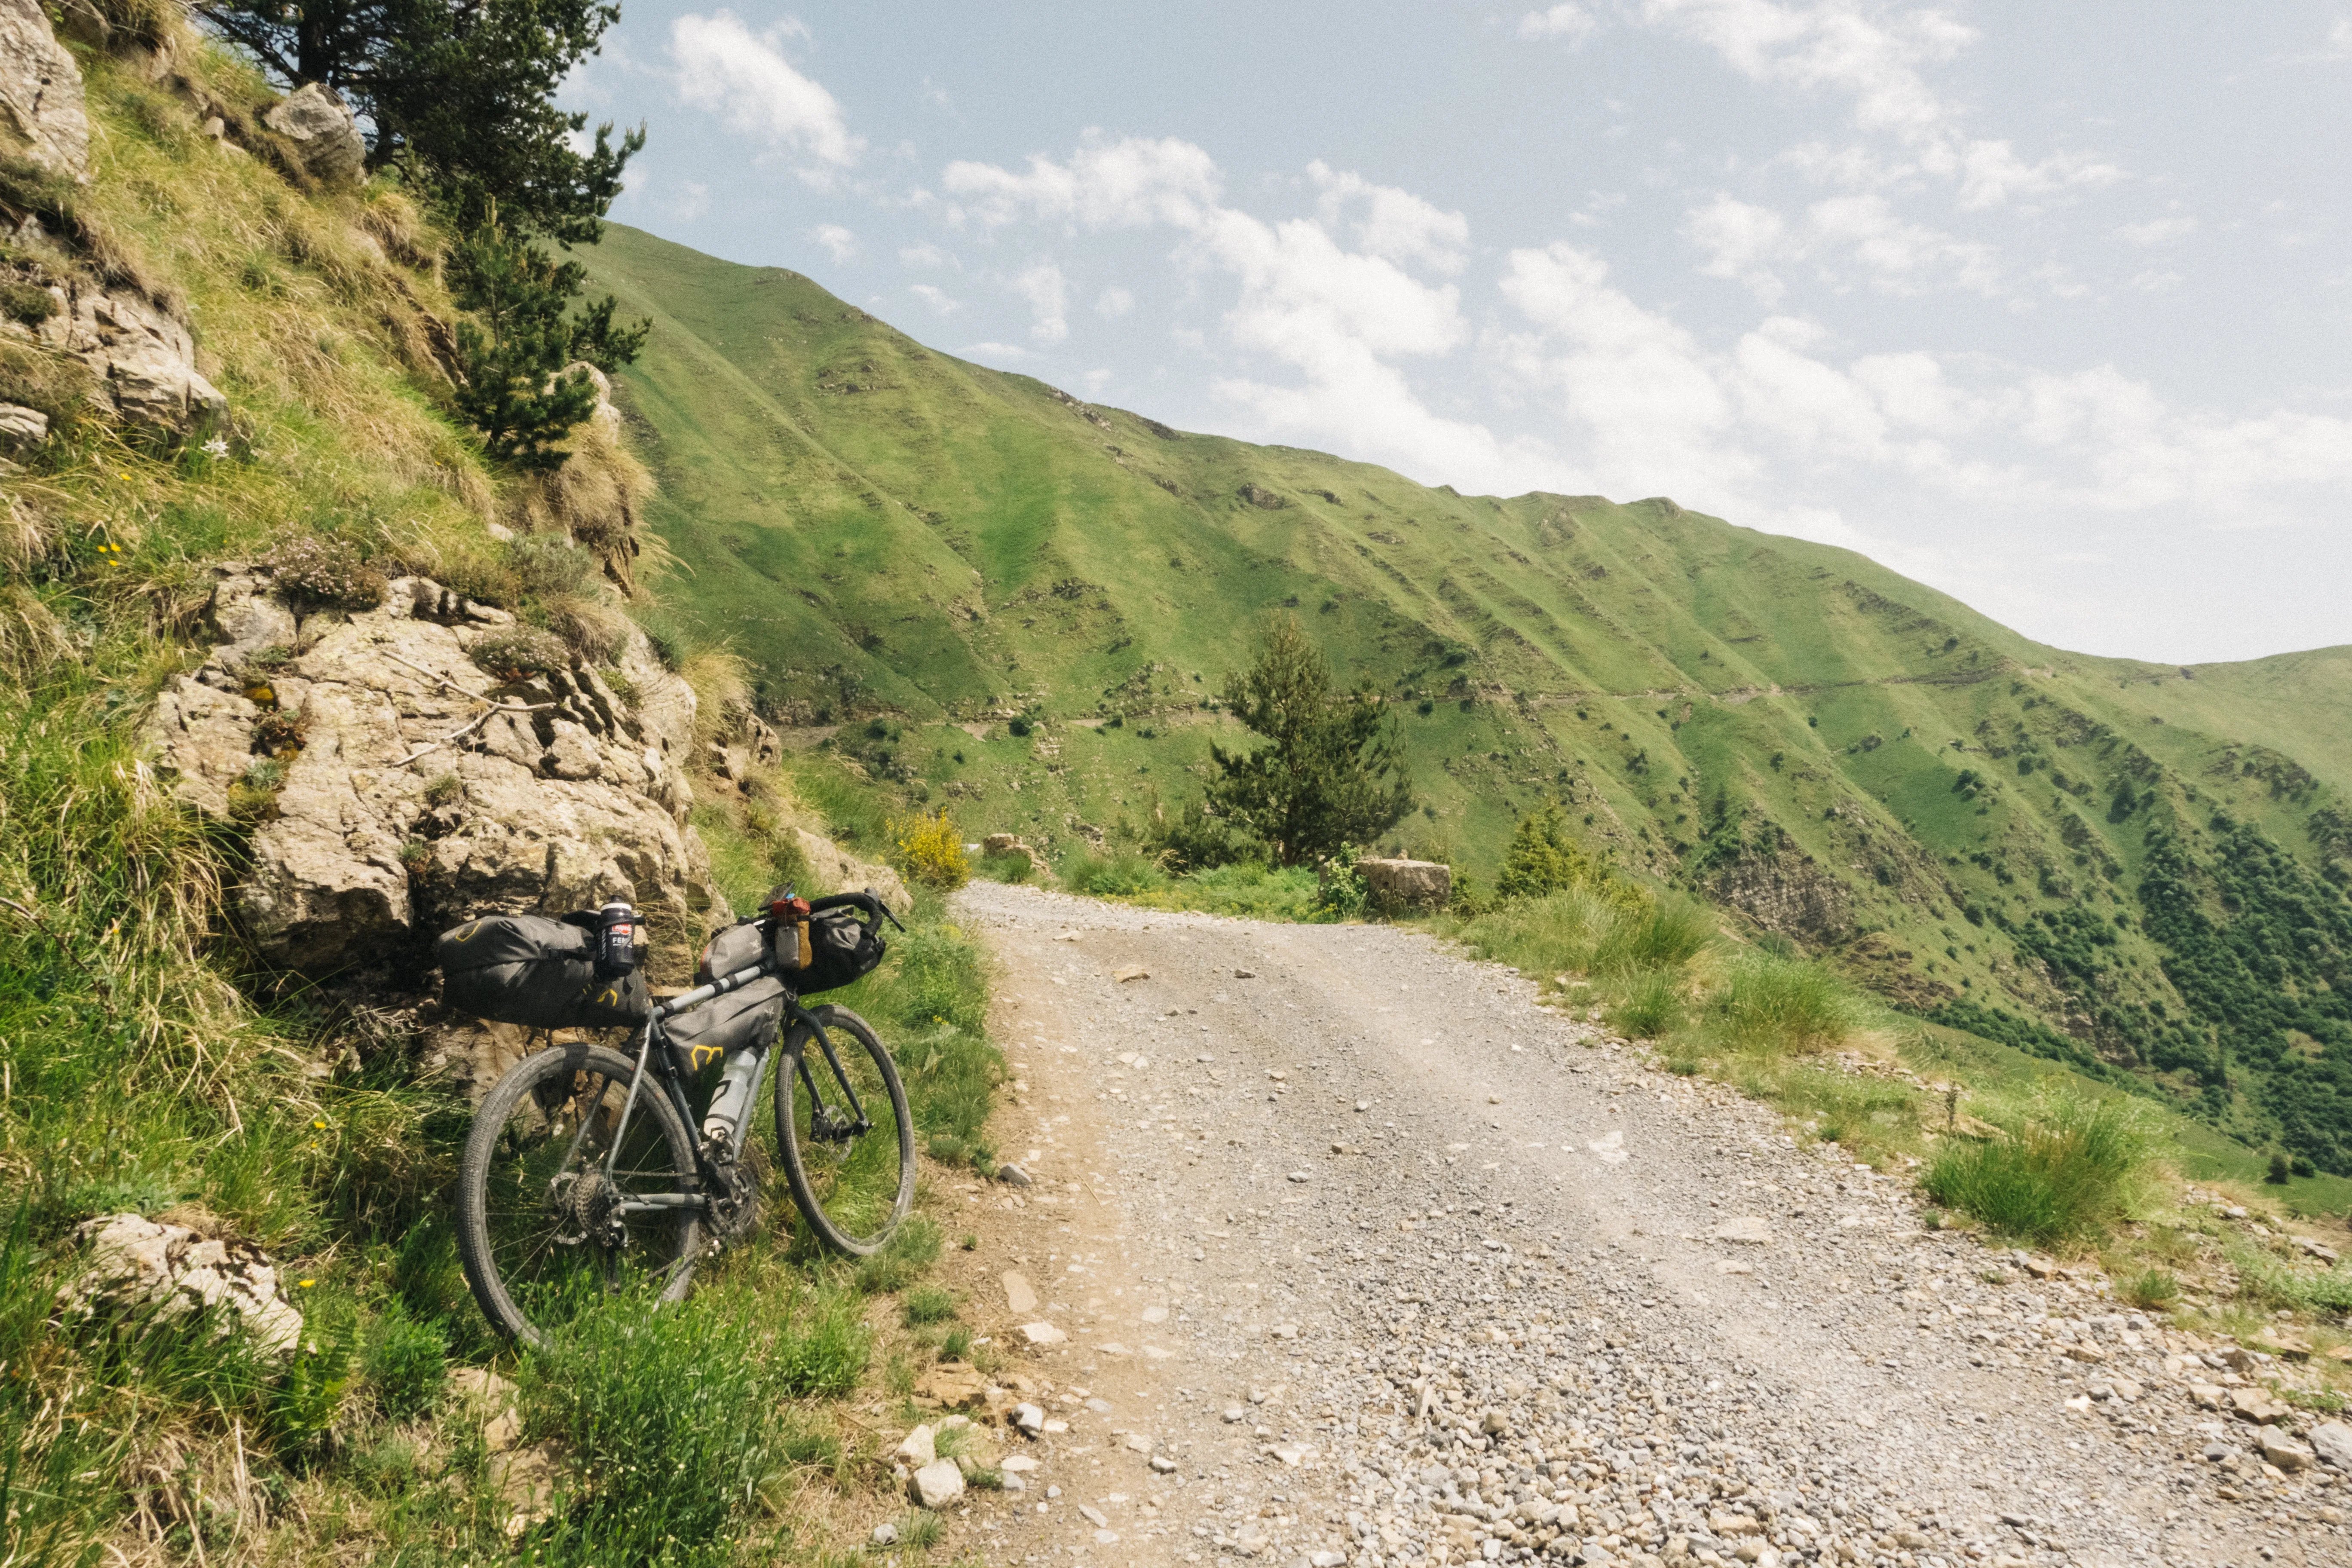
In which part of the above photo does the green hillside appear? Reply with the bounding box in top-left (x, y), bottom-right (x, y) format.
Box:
top-left (582, 224), bottom-right (2352, 1174)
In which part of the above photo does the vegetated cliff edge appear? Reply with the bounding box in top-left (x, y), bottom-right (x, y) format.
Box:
top-left (584, 221), bottom-right (2352, 1173)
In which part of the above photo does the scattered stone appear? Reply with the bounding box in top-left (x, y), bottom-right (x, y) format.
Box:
top-left (1020, 1320), bottom-right (1068, 1345)
top-left (1115, 965), bottom-right (1150, 983)
top-left (1713, 1216), bottom-right (1773, 1244)
top-left (997, 1161), bottom-right (1034, 1187)
top-left (908, 1458), bottom-right (965, 1509)
top-left (1149, 1453), bottom-right (1178, 1473)
top-left (1079, 1504), bottom-right (1109, 1527)
top-left (261, 81), bottom-right (366, 184)
top-left (2258, 1431), bottom-right (2312, 1473)
top-left (489, 1442), bottom-right (559, 1537)
top-left (57, 1213), bottom-right (303, 1357)
top-left (1234, 967), bottom-right (1257, 978)
top-left (2308, 1421), bottom-right (2352, 1469)
top-left (1013, 1402), bottom-right (1045, 1434)
top-left (893, 1424), bottom-right (936, 1468)
top-left (1002, 1270), bottom-right (1039, 1314)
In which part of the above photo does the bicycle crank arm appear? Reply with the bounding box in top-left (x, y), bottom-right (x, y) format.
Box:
top-left (612, 1193), bottom-right (711, 1214)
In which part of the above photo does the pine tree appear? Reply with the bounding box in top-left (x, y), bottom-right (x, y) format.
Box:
top-left (1204, 619), bottom-right (1413, 866)
top-left (448, 220), bottom-right (600, 471)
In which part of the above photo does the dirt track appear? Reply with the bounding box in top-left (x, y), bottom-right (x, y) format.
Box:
top-left (917, 882), bottom-right (2347, 1568)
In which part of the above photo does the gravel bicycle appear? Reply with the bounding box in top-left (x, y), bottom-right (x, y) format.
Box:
top-left (451, 891), bottom-right (915, 1346)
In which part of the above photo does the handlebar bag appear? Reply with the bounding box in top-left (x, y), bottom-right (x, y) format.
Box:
top-left (437, 913), bottom-right (649, 1030)
top-left (665, 974), bottom-right (788, 1075)
top-left (796, 906), bottom-right (886, 994)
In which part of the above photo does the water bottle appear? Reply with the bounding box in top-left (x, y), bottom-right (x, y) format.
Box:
top-left (596, 900), bottom-right (638, 977)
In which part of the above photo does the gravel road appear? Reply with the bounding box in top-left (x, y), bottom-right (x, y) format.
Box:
top-left (925, 882), bottom-right (2350, 1568)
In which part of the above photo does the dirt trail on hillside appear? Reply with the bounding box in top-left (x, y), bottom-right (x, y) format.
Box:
top-left (922, 883), bottom-right (2347, 1568)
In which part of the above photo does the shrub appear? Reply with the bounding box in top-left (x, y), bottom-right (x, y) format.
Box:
top-left (1061, 848), bottom-right (1166, 897)
top-left (1145, 797), bottom-right (1247, 870)
top-left (2267, 1152), bottom-right (2291, 1185)
top-left (362, 1306), bottom-right (448, 1421)
top-left (0, 279), bottom-right (55, 326)
top-left (978, 849), bottom-right (1034, 884)
top-left (1702, 951), bottom-right (1860, 1056)
top-left (902, 1285), bottom-right (956, 1326)
top-left (2120, 1267), bottom-right (2180, 1311)
top-left (1923, 1089), bottom-right (2154, 1244)
top-left (855, 1217), bottom-right (942, 1295)
top-left (469, 625), bottom-right (571, 682)
top-left (264, 534), bottom-right (386, 610)
top-left (1495, 802), bottom-right (1606, 900)
top-left (1607, 969), bottom-right (1683, 1039)
top-left (2229, 1245), bottom-right (2352, 1313)
top-left (525, 1290), bottom-right (805, 1559)
top-left (892, 808), bottom-right (970, 891)
top-left (1315, 848), bottom-right (1369, 919)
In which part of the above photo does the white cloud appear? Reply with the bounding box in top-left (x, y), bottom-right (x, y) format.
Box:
top-left (1013, 261), bottom-right (1069, 343)
top-left (944, 136), bottom-right (1538, 489)
top-left (909, 284), bottom-right (961, 315)
top-left (2115, 213), bottom-right (2198, 246)
top-left (1685, 190), bottom-right (1997, 299)
top-left (1095, 286), bottom-right (1134, 318)
top-left (943, 134), bottom-right (1222, 228)
top-left (1640, 1), bottom-right (2114, 209)
top-left (668, 181), bottom-right (710, 221)
top-left (1083, 368), bottom-right (1113, 395)
top-left (1517, 4), bottom-right (1596, 43)
top-left (811, 223), bottom-right (857, 263)
top-left (2328, 18), bottom-right (2352, 58)
top-left (669, 12), bottom-right (861, 169)
top-left (1309, 162), bottom-right (1470, 273)
top-left (899, 242), bottom-right (958, 269)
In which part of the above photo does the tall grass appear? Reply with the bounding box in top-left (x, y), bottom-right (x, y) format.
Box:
top-left (1703, 951), bottom-right (1862, 1054)
top-left (1923, 1088), bottom-right (2157, 1245)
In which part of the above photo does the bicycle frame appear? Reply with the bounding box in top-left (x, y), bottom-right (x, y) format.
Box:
top-left (596, 962), bottom-right (876, 1221)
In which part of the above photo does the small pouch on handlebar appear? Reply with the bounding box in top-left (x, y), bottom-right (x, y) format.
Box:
top-left (665, 974), bottom-right (788, 1075)
top-left (436, 913), bottom-right (649, 1029)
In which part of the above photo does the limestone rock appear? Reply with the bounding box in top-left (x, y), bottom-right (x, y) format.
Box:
top-left (36, 279), bottom-right (225, 431)
top-left (57, 1213), bottom-right (303, 1357)
top-left (2258, 1430), bottom-right (2312, 1473)
top-left (893, 1424), bottom-right (936, 1467)
top-left (262, 82), bottom-right (365, 184)
top-left (0, 0), bottom-right (87, 179)
top-left (1357, 855), bottom-right (1451, 913)
top-left (791, 825), bottom-right (911, 914)
top-left (0, 401), bottom-right (46, 450)
top-left (2309, 1420), bottom-right (2352, 1469)
top-left (982, 831), bottom-right (1054, 879)
top-left (1001, 1269), bottom-right (1039, 1314)
top-left (141, 564), bottom-right (723, 979)
top-left (908, 1456), bottom-right (965, 1509)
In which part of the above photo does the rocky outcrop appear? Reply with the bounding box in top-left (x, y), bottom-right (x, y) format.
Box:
top-left (0, 0), bottom-right (89, 179)
top-left (0, 400), bottom-right (46, 449)
top-left (58, 1213), bottom-right (303, 1356)
top-left (1358, 856), bottom-right (1451, 913)
top-left (143, 562), bottom-right (723, 976)
top-left (982, 832), bottom-right (1053, 882)
top-left (798, 827), bottom-right (912, 915)
top-left (22, 276), bottom-right (227, 431)
top-left (261, 81), bottom-right (364, 186)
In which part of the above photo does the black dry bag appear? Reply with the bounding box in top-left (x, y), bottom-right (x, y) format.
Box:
top-left (436, 913), bottom-right (649, 1030)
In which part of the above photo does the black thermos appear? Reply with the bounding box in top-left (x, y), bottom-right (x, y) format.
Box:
top-left (596, 900), bottom-right (638, 976)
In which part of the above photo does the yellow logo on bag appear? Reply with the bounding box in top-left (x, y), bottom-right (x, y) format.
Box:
top-left (684, 1043), bottom-right (723, 1070)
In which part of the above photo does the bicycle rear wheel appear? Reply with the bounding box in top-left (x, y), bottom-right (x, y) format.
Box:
top-left (775, 1006), bottom-right (915, 1255)
top-left (456, 1042), bottom-right (703, 1346)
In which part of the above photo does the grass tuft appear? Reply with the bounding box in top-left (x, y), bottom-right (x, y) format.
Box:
top-left (1923, 1088), bottom-right (2156, 1245)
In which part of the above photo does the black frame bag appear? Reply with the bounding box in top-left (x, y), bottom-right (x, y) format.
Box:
top-left (437, 914), bottom-right (649, 1030)
top-left (664, 974), bottom-right (788, 1075)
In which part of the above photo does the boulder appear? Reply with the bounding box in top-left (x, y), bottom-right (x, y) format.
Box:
top-left (34, 279), bottom-right (225, 431)
top-left (0, 0), bottom-right (87, 179)
top-left (57, 1213), bottom-right (303, 1356)
top-left (141, 565), bottom-right (724, 979)
top-left (982, 832), bottom-right (1054, 879)
top-left (262, 81), bottom-right (365, 185)
top-left (1357, 856), bottom-right (1451, 913)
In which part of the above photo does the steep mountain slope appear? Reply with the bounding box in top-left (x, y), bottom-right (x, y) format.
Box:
top-left (583, 224), bottom-right (2352, 1170)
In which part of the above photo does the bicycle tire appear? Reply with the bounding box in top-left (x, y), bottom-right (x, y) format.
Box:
top-left (456, 1042), bottom-right (703, 1347)
top-left (775, 1005), bottom-right (915, 1256)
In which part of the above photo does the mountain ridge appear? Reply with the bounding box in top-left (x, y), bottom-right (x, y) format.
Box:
top-left (583, 220), bottom-right (2352, 1170)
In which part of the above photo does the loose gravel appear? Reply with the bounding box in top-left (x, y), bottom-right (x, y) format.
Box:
top-left (921, 882), bottom-right (2349, 1568)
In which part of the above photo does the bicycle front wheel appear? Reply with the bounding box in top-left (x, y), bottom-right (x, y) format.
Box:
top-left (775, 1005), bottom-right (915, 1255)
top-left (456, 1043), bottom-right (704, 1346)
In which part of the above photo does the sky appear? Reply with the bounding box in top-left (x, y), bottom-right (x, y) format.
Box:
top-left (564, 2), bottom-right (2352, 665)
